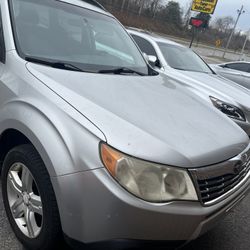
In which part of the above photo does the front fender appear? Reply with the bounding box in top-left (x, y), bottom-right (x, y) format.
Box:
top-left (0, 100), bottom-right (105, 177)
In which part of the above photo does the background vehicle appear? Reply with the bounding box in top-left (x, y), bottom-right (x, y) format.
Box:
top-left (211, 62), bottom-right (250, 90)
top-left (128, 29), bottom-right (250, 136)
top-left (0, 1), bottom-right (250, 250)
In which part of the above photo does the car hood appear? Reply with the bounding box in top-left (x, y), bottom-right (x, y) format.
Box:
top-left (27, 63), bottom-right (249, 168)
top-left (167, 70), bottom-right (250, 111)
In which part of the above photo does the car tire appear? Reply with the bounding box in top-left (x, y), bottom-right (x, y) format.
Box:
top-left (1, 144), bottom-right (62, 250)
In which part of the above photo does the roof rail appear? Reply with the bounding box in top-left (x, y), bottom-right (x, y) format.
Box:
top-left (82, 0), bottom-right (106, 11)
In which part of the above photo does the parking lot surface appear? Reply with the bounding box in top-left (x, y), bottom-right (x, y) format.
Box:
top-left (164, 35), bottom-right (250, 64)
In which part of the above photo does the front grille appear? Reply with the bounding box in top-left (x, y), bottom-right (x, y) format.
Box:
top-left (198, 162), bottom-right (250, 203)
top-left (190, 147), bottom-right (250, 205)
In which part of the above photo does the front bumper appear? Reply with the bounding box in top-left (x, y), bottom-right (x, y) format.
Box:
top-left (51, 167), bottom-right (250, 244)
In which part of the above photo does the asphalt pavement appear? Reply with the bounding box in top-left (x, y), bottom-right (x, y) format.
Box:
top-left (0, 180), bottom-right (250, 250)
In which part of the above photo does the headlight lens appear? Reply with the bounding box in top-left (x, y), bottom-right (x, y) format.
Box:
top-left (210, 96), bottom-right (246, 122)
top-left (100, 144), bottom-right (198, 203)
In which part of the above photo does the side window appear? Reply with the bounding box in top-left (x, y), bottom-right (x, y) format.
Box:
top-left (132, 35), bottom-right (157, 57)
top-left (0, 8), bottom-right (5, 63)
top-left (226, 63), bottom-right (250, 73)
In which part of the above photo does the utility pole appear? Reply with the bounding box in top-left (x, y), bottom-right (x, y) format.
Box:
top-left (240, 29), bottom-right (250, 60)
top-left (223, 5), bottom-right (245, 58)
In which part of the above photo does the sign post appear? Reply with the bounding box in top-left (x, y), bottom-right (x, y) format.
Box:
top-left (212, 39), bottom-right (222, 56)
top-left (189, 0), bottom-right (218, 48)
top-left (189, 17), bottom-right (208, 48)
top-left (215, 39), bottom-right (221, 47)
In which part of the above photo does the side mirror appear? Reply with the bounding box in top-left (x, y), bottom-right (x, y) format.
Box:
top-left (148, 55), bottom-right (157, 65)
top-left (143, 53), bottom-right (160, 68)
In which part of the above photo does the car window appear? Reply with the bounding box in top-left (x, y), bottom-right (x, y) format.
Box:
top-left (225, 63), bottom-right (250, 73)
top-left (157, 42), bottom-right (212, 73)
top-left (9, 0), bottom-right (149, 74)
top-left (131, 34), bottom-right (158, 57)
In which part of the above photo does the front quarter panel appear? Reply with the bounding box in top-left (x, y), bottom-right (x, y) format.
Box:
top-left (0, 99), bottom-right (104, 177)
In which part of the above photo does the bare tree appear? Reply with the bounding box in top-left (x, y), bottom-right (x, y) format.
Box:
top-left (214, 16), bottom-right (234, 33)
top-left (151, 0), bottom-right (161, 18)
top-left (183, 0), bottom-right (192, 27)
top-left (121, 0), bottom-right (126, 11)
top-left (138, 0), bottom-right (145, 16)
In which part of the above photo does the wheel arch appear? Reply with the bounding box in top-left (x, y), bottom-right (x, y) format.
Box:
top-left (0, 128), bottom-right (31, 170)
top-left (0, 122), bottom-right (74, 178)
top-left (0, 102), bottom-right (76, 177)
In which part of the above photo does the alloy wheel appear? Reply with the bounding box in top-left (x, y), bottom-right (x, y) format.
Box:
top-left (7, 163), bottom-right (43, 238)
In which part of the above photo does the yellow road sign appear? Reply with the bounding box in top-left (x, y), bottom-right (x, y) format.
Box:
top-left (192, 0), bottom-right (218, 14)
top-left (215, 39), bottom-right (221, 47)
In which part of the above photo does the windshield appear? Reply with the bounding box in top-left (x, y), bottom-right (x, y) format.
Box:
top-left (9, 0), bottom-right (149, 75)
top-left (157, 42), bottom-right (212, 74)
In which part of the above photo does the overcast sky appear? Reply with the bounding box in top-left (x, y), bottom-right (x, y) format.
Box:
top-left (178, 0), bottom-right (250, 32)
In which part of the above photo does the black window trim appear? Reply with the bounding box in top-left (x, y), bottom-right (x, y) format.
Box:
top-left (131, 34), bottom-right (157, 56)
top-left (0, 6), bottom-right (6, 63)
top-left (225, 62), bottom-right (250, 73)
top-left (131, 34), bottom-right (162, 68)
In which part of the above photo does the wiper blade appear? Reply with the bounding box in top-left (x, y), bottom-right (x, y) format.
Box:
top-left (173, 67), bottom-right (210, 74)
top-left (99, 67), bottom-right (146, 76)
top-left (25, 57), bottom-right (91, 72)
top-left (173, 67), bottom-right (186, 71)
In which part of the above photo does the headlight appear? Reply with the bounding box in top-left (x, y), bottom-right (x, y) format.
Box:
top-left (100, 144), bottom-right (198, 203)
top-left (210, 96), bottom-right (246, 122)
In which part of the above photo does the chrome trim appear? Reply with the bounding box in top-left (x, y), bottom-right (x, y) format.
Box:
top-left (189, 145), bottom-right (250, 206)
top-left (204, 170), bottom-right (250, 206)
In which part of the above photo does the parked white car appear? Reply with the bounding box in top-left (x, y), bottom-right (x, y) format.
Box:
top-left (211, 61), bottom-right (250, 90)
top-left (128, 28), bottom-right (250, 136)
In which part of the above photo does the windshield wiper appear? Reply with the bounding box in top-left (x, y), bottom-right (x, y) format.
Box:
top-left (98, 67), bottom-right (147, 76)
top-left (173, 67), bottom-right (210, 74)
top-left (25, 57), bottom-right (91, 73)
top-left (26, 57), bottom-right (148, 75)
top-left (173, 67), bottom-right (187, 71)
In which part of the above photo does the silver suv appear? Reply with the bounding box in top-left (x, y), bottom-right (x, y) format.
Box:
top-left (0, 0), bottom-right (250, 249)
